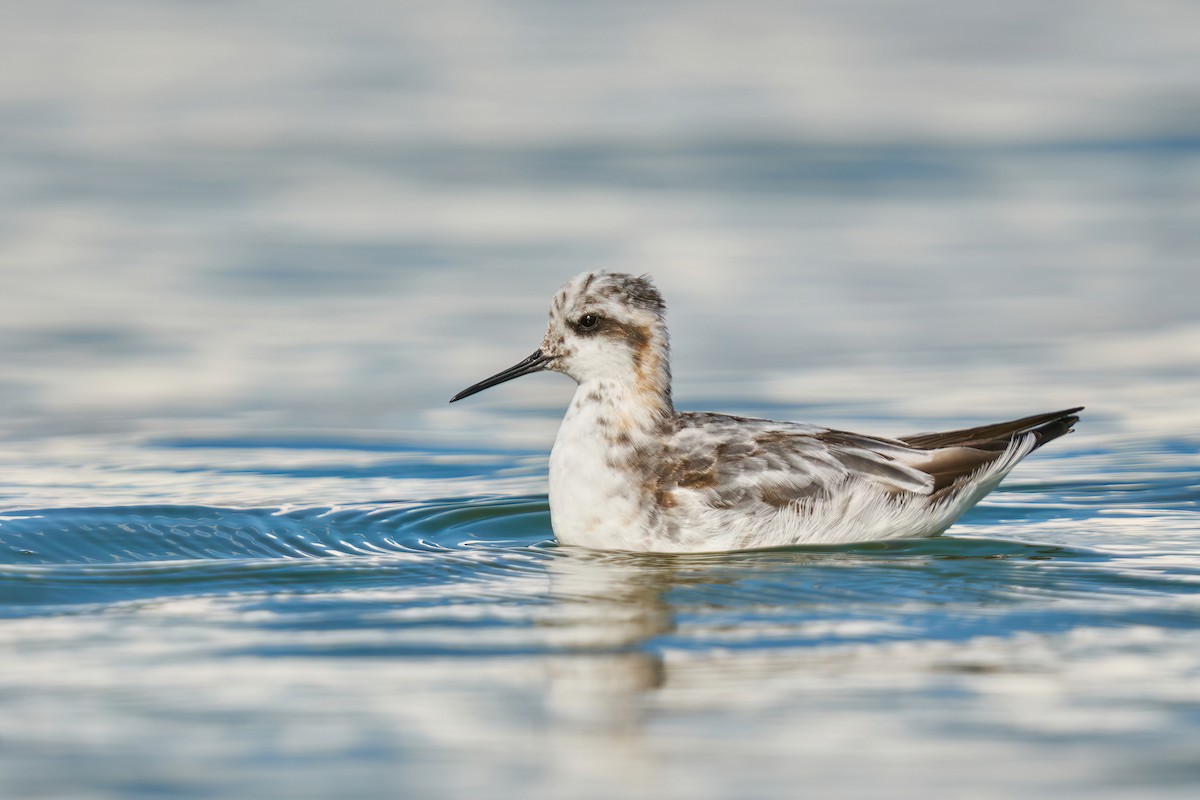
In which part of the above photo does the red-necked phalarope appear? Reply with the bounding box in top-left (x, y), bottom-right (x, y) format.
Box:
top-left (450, 271), bottom-right (1082, 552)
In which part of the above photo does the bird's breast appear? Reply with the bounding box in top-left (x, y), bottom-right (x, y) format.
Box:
top-left (548, 395), bottom-right (665, 549)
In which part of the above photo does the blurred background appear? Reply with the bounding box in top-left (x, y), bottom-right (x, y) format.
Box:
top-left (2, 2), bottom-right (1199, 799)
top-left (2, 0), bottom-right (1197, 448)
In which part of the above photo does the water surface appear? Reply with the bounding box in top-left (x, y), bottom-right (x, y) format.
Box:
top-left (2, 1), bottom-right (1200, 798)
top-left (2, 419), bottom-right (1198, 799)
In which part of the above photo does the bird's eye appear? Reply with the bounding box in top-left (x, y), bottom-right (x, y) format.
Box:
top-left (577, 313), bottom-right (600, 331)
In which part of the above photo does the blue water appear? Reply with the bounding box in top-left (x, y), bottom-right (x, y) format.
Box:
top-left (4, 1), bottom-right (1200, 798)
top-left (2, 424), bottom-right (1199, 798)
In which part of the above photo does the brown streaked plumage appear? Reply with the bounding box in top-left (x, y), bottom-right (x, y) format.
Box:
top-left (450, 271), bottom-right (1082, 552)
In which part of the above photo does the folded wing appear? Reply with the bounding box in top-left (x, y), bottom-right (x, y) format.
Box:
top-left (664, 407), bottom-right (1082, 512)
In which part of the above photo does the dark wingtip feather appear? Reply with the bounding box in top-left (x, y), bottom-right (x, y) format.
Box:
top-left (908, 407), bottom-right (1083, 501)
top-left (1029, 409), bottom-right (1081, 452)
top-left (900, 406), bottom-right (1084, 451)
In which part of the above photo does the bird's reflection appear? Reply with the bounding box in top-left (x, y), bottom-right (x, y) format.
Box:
top-left (541, 552), bottom-right (676, 721)
top-left (536, 547), bottom-right (837, 731)
top-left (533, 549), bottom-right (700, 784)
top-left (531, 536), bottom-right (1065, 734)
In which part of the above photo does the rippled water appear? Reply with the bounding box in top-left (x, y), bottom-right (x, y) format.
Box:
top-left (4, 1), bottom-right (1200, 798)
top-left (3, 422), bottom-right (1199, 798)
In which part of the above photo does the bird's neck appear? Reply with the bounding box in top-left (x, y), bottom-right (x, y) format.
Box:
top-left (566, 376), bottom-right (675, 442)
top-left (609, 321), bottom-right (676, 429)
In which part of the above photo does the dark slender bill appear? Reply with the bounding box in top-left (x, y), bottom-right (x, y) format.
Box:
top-left (449, 350), bottom-right (552, 402)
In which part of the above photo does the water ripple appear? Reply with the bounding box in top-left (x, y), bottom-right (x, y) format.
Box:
top-left (0, 496), bottom-right (551, 566)
top-left (2, 496), bottom-right (1195, 650)
top-left (0, 498), bottom-right (553, 615)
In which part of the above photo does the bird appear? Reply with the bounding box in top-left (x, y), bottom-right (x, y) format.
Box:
top-left (450, 271), bottom-right (1081, 553)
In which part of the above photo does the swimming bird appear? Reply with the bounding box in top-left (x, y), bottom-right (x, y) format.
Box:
top-left (450, 271), bottom-right (1081, 552)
